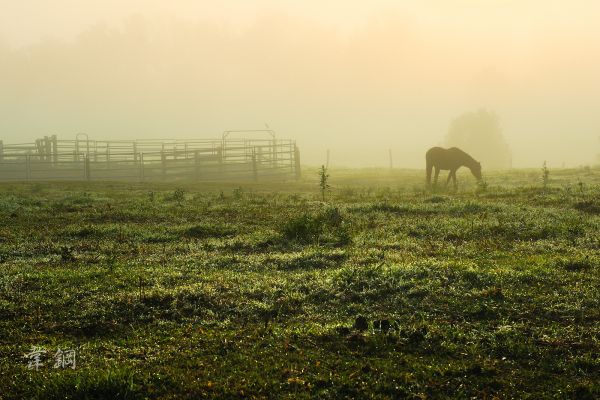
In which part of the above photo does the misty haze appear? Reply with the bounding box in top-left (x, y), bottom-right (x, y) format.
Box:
top-left (1, 1), bottom-right (600, 167)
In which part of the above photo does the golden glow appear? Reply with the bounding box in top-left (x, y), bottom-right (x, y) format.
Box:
top-left (1, 1), bottom-right (599, 167)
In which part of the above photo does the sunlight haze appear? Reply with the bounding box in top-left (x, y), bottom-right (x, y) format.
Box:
top-left (1, 0), bottom-right (599, 167)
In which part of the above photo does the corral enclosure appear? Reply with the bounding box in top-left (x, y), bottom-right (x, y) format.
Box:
top-left (0, 130), bottom-right (300, 182)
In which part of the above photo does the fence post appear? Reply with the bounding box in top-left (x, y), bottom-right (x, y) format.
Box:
top-left (252, 147), bottom-right (258, 181)
top-left (106, 147), bottom-right (111, 170)
top-left (257, 146), bottom-right (262, 168)
top-left (133, 142), bottom-right (138, 163)
top-left (26, 155), bottom-right (31, 181)
top-left (51, 135), bottom-right (58, 165)
top-left (35, 139), bottom-right (42, 160)
top-left (161, 150), bottom-right (166, 179)
top-left (44, 136), bottom-right (51, 161)
top-left (84, 155), bottom-right (91, 181)
top-left (139, 153), bottom-right (144, 182)
top-left (217, 146), bottom-right (223, 174)
top-left (289, 142), bottom-right (293, 173)
top-left (272, 138), bottom-right (278, 168)
top-left (194, 150), bottom-right (200, 180)
top-left (0, 140), bottom-right (3, 163)
top-left (294, 144), bottom-right (301, 180)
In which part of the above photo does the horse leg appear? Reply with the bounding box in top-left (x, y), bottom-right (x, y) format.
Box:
top-left (426, 161), bottom-right (432, 186)
top-left (446, 170), bottom-right (453, 186)
top-left (433, 167), bottom-right (440, 187)
top-left (452, 171), bottom-right (458, 190)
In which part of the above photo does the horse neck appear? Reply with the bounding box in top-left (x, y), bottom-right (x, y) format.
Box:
top-left (462, 154), bottom-right (477, 170)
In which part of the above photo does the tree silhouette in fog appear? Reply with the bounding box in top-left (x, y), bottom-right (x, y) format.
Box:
top-left (445, 109), bottom-right (511, 170)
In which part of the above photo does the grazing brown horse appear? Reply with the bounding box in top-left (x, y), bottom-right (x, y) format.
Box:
top-left (426, 147), bottom-right (482, 188)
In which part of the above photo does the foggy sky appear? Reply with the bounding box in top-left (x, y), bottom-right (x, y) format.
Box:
top-left (1, 1), bottom-right (600, 167)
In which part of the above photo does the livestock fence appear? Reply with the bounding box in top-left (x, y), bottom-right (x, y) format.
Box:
top-left (0, 131), bottom-right (301, 182)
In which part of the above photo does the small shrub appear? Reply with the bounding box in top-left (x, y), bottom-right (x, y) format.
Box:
top-left (541, 161), bottom-right (550, 188)
top-left (233, 187), bottom-right (243, 199)
top-left (281, 207), bottom-right (351, 245)
top-left (282, 214), bottom-right (323, 243)
top-left (319, 165), bottom-right (330, 201)
top-left (335, 224), bottom-right (352, 246)
top-left (167, 188), bottom-right (185, 202)
top-left (321, 206), bottom-right (343, 227)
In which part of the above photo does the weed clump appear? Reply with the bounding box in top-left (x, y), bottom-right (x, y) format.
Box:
top-left (281, 206), bottom-right (350, 245)
top-left (353, 315), bottom-right (369, 331)
top-left (282, 214), bottom-right (323, 243)
top-left (233, 187), bottom-right (244, 199)
top-left (554, 255), bottom-right (597, 272)
top-left (573, 201), bottom-right (600, 215)
top-left (166, 188), bottom-right (185, 202)
top-left (59, 245), bottom-right (76, 262)
top-left (321, 206), bottom-right (343, 227)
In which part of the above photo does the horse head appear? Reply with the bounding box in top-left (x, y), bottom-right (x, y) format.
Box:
top-left (471, 161), bottom-right (482, 181)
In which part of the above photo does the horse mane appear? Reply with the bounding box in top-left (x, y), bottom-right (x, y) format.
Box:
top-left (449, 147), bottom-right (478, 166)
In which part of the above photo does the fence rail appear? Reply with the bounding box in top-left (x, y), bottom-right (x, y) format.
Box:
top-left (0, 135), bottom-right (301, 182)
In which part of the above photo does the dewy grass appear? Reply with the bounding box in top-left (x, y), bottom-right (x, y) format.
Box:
top-left (0, 169), bottom-right (599, 399)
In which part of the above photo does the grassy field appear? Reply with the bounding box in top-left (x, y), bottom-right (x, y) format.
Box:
top-left (1, 167), bottom-right (599, 399)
